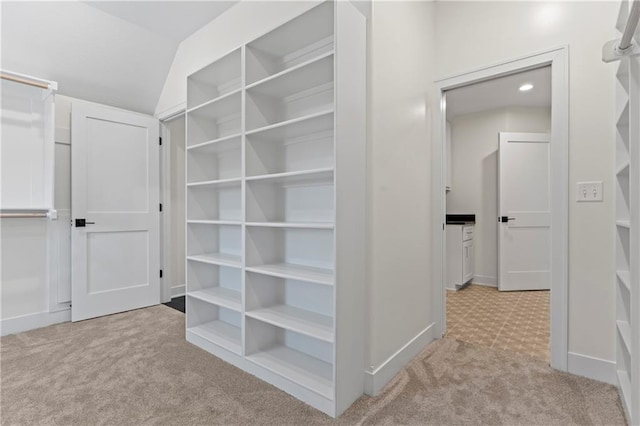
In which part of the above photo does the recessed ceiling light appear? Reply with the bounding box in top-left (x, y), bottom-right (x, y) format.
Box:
top-left (519, 83), bottom-right (534, 92)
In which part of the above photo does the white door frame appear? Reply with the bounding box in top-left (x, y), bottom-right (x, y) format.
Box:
top-left (431, 46), bottom-right (569, 371)
top-left (158, 109), bottom-right (186, 303)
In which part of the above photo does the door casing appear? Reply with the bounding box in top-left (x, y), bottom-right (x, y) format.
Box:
top-left (432, 47), bottom-right (569, 371)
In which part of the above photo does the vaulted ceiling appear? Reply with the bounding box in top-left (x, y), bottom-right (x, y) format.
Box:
top-left (1, 1), bottom-right (236, 114)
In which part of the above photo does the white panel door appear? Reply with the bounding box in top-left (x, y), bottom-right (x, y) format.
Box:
top-left (71, 102), bottom-right (159, 321)
top-left (498, 132), bottom-right (551, 291)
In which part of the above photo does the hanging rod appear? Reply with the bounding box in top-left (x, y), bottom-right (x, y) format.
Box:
top-left (603, 0), bottom-right (640, 62)
top-left (0, 212), bottom-right (48, 219)
top-left (620, 0), bottom-right (640, 51)
top-left (0, 70), bottom-right (57, 91)
top-left (0, 73), bottom-right (48, 89)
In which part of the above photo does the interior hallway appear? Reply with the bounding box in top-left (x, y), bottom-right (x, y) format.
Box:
top-left (1, 305), bottom-right (623, 425)
top-left (446, 284), bottom-right (550, 362)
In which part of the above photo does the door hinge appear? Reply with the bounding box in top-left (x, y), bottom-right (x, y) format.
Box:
top-left (160, 270), bottom-right (163, 278)
top-left (159, 137), bottom-right (162, 146)
top-left (159, 203), bottom-right (163, 212)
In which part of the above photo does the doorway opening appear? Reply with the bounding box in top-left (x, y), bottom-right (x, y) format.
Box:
top-left (160, 112), bottom-right (186, 313)
top-left (445, 68), bottom-right (551, 362)
top-left (433, 48), bottom-right (569, 371)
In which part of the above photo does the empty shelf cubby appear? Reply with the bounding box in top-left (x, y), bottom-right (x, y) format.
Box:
top-left (245, 53), bottom-right (334, 132)
top-left (246, 112), bottom-right (334, 177)
top-left (187, 135), bottom-right (241, 183)
top-left (187, 91), bottom-right (241, 147)
top-left (245, 226), bottom-right (334, 285)
top-left (188, 261), bottom-right (242, 312)
top-left (187, 48), bottom-right (241, 110)
top-left (245, 2), bottom-right (334, 86)
top-left (245, 317), bottom-right (334, 399)
top-left (246, 169), bottom-right (334, 225)
top-left (187, 223), bottom-right (241, 268)
top-left (246, 271), bottom-right (334, 342)
top-left (187, 296), bottom-right (242, 354)
top-left (187, 181), bottom-right (241, 222)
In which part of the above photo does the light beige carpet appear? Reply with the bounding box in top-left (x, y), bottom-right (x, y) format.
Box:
top-left (0, 305), bottom-right (626, 425)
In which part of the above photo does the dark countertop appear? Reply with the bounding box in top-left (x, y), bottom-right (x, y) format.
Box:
top-left (446, 214), bottom-right (476, 225)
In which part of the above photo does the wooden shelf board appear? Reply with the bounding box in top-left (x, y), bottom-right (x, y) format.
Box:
top-left (248, 345), bottom-right (334, 399)
top-left (186, 133), bottom-right (241, 153)
top-left (187, 320), bottom-right (241, 354)
top-left (246, 222), bottom-right (334, 229)
top-left (616, 220), bottom-right (631, 229)
top-left (187, 87), bottom-right (242, 115)
top-left (616, 161), bottom-right (630, 176)
top-left (187, 177), bottom-right (242, 188)
top-left (187, 220), bottom-right (242, 226)
top-left (617, 320), bottom-right (632, 355)
top-left (246, 167), bottom-right (334, 184)
top-left (246, 54), bottom-right (332, 100)
top-left (246, 263), bottom-right (333, 285)
top-left (189, 288), bottom-right (242, 312)
top-left (187, 253), bottom-right (242, 268)
top-left (247, 305), bottom-right (334, 343)
top-left (246, 51), bottom-right (334, 92)
top-left (246, 110), bottom-right (334, 138)
top-left (617, 270), bottom-right (631, 292)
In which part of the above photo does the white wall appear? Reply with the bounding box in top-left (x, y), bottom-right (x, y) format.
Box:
top-left (447, 106), bottom-right (551, 285)
top-left (367, 0), bottom-right (436, 379)
top-left (436, 1), bottom-right (618, 362)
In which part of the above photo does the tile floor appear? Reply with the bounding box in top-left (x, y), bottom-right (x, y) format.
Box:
top-left (446, 284), bottom-right (550, 362)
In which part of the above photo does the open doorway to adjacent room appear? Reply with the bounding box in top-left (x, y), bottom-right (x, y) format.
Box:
top-left (437, 61), bottom-right (563, 364)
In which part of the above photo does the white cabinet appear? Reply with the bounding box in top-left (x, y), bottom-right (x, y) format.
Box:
top-left (463, 239), bottom-right (474, 283)
top-left (446, 224), bottom-right (474, 290)
top-left (184, 1), bottom-right (366, 417)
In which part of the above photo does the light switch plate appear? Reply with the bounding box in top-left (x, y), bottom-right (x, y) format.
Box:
top-left (576, 181), bottom-right (603, 202)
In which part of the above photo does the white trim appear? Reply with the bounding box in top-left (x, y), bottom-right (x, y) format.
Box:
top-left (55, 127), bottom-right (70, 145)
top-left (432, 46), bottom-right (569, 372)
top-left (160, 123), bottom-right (172, 304)
top-left (364, 323), bottom-right (436, 396)
top-left (0, 308), bottom-right (70, 337)
top-left (156, 102), bottom-right (186, 122)
top-left (568, 352), bottom-right (616, 385)
top-left (472, 275), bottom-right (497, 287)
top-left (171, 284), bottom-right (185, 298)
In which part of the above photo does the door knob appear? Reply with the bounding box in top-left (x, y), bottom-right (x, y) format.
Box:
top-left (499, 216), bottom-right (516, 223)
top-left (75, 218), bottom-right (96, 227)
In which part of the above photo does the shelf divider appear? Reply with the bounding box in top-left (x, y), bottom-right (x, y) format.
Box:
top-left (246, 305), bottom-right (334, 343)
top-left (187, 253), bottom-right (242, 268)
top-left (246, 263), bottom-right (334, 286)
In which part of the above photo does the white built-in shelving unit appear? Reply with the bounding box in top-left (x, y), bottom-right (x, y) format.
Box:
top-left (614, 2), bottom-right (639, 422)
top-left (184, 1), bottom-right (366, 417)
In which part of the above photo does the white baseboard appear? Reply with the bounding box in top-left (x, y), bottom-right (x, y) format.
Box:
top-left (567, 352), bottom-right (616, 385)
top-left (472, 275), bottom-right (497, 287)
top-left (1, 308), bottom-right (70, 337)
top-left (364, 322), bottom-right (436, 396)
top-left (171, 284), bottom-right (186, 298)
